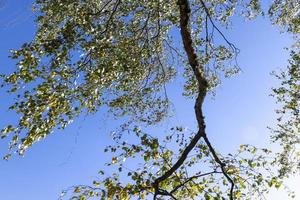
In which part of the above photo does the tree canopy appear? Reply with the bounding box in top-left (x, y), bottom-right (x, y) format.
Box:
top-left (1, 0), bottom-right (299, 199)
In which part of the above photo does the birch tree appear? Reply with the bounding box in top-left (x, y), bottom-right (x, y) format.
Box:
top-left (1, 0), bottom-right (299, 199)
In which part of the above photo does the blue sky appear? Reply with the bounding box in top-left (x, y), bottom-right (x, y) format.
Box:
top-left (0, 1), bottom-right (298, 200)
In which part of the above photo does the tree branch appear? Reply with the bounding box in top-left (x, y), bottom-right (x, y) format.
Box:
top-left (153, 0), bottom-right (208, 195)
top-left (153, 0), bottom-right (236, 199)
top-left (170, 171), bottom-right (221, 194)
top-left (202, 134), bottom-right (235, 200)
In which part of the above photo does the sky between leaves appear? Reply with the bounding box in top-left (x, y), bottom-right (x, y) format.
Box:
top-left (0, 1), bottom-right (299, 200)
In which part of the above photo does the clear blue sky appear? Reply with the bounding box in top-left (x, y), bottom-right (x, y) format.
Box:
top-left (0, 1), bottom-right (298, 200)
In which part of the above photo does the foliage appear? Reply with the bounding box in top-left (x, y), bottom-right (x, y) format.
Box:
top-left (61, 127), bottom-right (290, 200)
top-left (269, 0), bottom-right (300, 34)
top-left (271, 47), bottom-right (300, 178)
top-left (269, 0), bottom-right (300, 181)
top-left (0, 0), bottom-right (262, 154)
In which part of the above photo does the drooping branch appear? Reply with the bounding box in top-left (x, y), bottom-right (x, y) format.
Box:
top-left (199, 0), bottom-right (239, 55)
